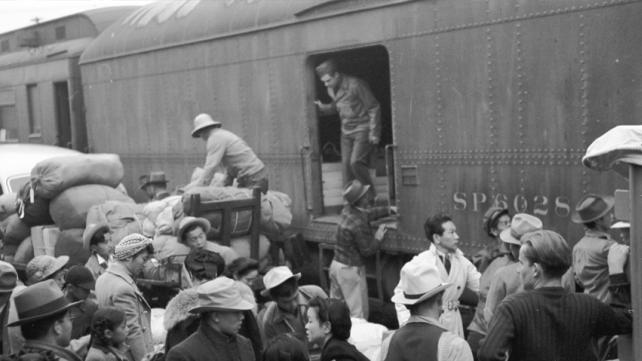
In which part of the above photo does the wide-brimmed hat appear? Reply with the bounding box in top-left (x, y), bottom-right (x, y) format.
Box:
top-left (260, 266), bottom-right (301, 297)
top-left (26, 255), bottom-right (69, 285)
top-left (8, 279), bottom-right (82, 326)
top-left (482, 206), bottom-right (510, 237)
top-left (191, 113), bottom-right (221, 138)
top-left (0, 261), bottom-right (17, 293)
top-left (64, 265), bottom-right (95, 291)
top-left (139, 171), bottom-right (169, 189)
top-left (343, 180), bottom-right (370, 205)
top-left (499, 213), bottom-right (543, 245)
top-left (571, 194), bottom-right (615, 224)
top-left (177, 217), bottom-right (211, 243)
top-left (391, 257), bottom-right (451, 305)
top-left (189, 277), bottom-right (254, 313)
top-left (82, 222), bottom-right (110, 250)
top-left (114, 233), bottom-right (153, 261)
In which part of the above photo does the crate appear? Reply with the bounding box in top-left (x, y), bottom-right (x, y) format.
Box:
top-left (31, 225), bottom-right (60, 257)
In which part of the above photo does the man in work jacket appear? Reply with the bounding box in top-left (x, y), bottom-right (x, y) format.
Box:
top-left (571, 194), bottom-right (616, 303)
top-left (331, 179), bottom-right (394, 319)
top-left (394, 214), bottom-right (480, 337)
top-left (96, 234), bottom-right (154, 361)
top-left (315, 59), bottom-right (381, 198)
top-left (190, 113), bottom-right (268, 193)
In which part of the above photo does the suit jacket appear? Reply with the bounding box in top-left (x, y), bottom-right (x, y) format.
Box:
top-left (166, 322), bottom-right (255, 361)
top-left (322, 337), bottom-right (369, 361)
top-left (96, 262), bottom-right (152, 361)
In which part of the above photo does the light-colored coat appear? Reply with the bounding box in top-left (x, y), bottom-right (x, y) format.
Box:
top-left (95, 262), bottom-right (152, 361)
top-left (395, 244), bottom-right (481, 337)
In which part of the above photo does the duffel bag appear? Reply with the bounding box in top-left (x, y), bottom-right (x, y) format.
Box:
top-left (86, 200), bottom-right (144, 246)
top-left (55, 228), bottom-right (90, 266)
top-left (14, 236), bottom-right (34, 265)
top-left (17, 181), bottom-right (54, 227)
top-left (50, 185), bottom-right (134, 230)
top-left (0, 193), bottom-right (17, 221)
top-left (31, 153), bottom-right (124, 199)
top-left (3, 214), bottom-right (31, 248)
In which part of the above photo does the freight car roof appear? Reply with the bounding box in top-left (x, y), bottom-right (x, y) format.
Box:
top-left (80, 0), bottom-right (345, 64)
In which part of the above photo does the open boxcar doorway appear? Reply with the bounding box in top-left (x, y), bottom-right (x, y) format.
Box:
top-left (310, 46), bottom-right (393, 215)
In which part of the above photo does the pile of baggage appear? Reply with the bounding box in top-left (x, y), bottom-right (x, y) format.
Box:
top-left (1, 154), bottom-right (130, 264)
top-left (0, 154), bottom-right (294, 270)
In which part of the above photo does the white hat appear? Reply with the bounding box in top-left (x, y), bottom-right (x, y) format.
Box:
top-left (611, 221), bottom-right (630, 229)
top-left (191, 113), bottom-right (221, 138)
top-left (391, 257), bottom-right (451, 305)
top-left (499, 213), bottom-right (543, 245)
top-left (189, 277), bottom-right (254, 313)
top-left (261, 266), bottom-right (301, 297)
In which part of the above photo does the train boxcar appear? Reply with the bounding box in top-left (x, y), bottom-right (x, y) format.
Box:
top-left (0, 7), bottom-right (137, 150)
top-left (79, 0), bottom-right (637, 295)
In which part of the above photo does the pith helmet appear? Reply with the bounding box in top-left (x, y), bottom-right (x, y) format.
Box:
top-left (191, 113), bottom-right (221, 138)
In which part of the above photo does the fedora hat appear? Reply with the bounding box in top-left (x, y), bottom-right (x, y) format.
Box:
top-left (177, 217), bottom-right (211, 244)
top-left (571, 194), bottom-right (615, 224)
top-left (391, 257), bottom-right (451, 305)
top-left (26, 255), bottom-right (69, 285)
top-left (0, 261), bottom-right (17, 293)
top-left (343, 180), bottom-right (370, 205)
top-left (260, 266), bottom-right (301, 297)
top-left (191, 113), bottom-right (221, 138)
top-left (8, 279), bottom-right (81, 326)
top-left (82, 222), bottom-right (110, 249)
top-left (499, 213), bottom-right (543, 245)
top-left (139, 171), bottom-right (169, 189)
top-left (189, 277), bottom-right (254, 313)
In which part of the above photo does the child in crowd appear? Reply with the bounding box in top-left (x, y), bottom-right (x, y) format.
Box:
top-left (86, 307), bottom-right (129, 361)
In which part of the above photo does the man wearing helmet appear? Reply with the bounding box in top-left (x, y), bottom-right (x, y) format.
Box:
top-left (190, 113), bottom-right (268, 193)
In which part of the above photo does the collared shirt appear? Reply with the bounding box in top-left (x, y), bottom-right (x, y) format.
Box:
top-left (85, 254), bottom-right (110, 281)
top-left (394, 244), bottom-right (481, 337)
top-left (197, 128), bottom-right (265, 187)
top-left (572, 229), bottom-right (615, 303)
top-left (334, 205), bottom-right (389, 266)
top-left (327, 75), bottom-right (381, 138)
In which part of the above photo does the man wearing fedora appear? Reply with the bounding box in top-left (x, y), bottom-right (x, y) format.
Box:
top-left (330, 179), bottom-right (393, 319)
top-left (190, 113), bottom-right (268, 193)
top-left (394, 214), bottom-right (480, 338)
top-left (257, 266), bottom-right (327, 346)
top-left (139, 171), bottom-right (171, 201)
top-left (96, 234), bottom-right (154, 361)
top-left (166, 277), bottom-right (256, 361)
top-left (8, 279), bottom-right (83, 361)
top-left (385, 258), bottom-right (473, 361)
top-left (571, 194), bottom-right (616, 303)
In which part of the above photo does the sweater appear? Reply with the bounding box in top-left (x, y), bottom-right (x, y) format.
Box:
top-left (478, 287), bottom-right (632, 361)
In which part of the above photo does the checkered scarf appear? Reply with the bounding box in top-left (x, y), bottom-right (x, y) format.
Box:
top-left (114, 233), bottom-right (153, 261)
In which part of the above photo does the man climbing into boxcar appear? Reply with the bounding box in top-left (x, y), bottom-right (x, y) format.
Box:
top-left (190, 113), bottom-right (268, 193)
top-left (314, 59), bottom-right (381, 199)
top-left (330, 179), bottom-right (395, 319)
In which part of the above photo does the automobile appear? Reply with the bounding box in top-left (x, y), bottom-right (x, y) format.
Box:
top-left (0, 143), bottom-right (82, 195)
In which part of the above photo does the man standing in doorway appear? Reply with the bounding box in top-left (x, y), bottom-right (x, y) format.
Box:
top-left (314, 59), bottom-right (381, 198)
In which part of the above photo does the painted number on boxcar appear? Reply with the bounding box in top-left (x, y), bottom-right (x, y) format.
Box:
top-left (452, 192), bottom-right (571, 217)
